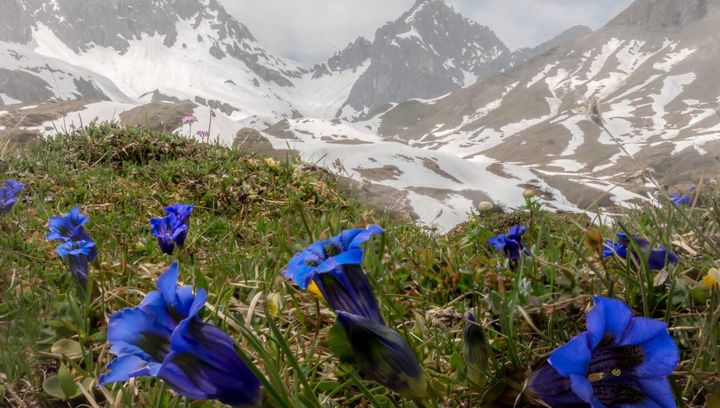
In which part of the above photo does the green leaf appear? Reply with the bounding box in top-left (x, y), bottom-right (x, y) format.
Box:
top-left (42, 375), bottom-right (66, 400)
top-left (58, 364), bottom-right (78, 400)
top-left (689, 287), bottom-right (709, 304)
top-left (51, 339), bottom-right (83, 361)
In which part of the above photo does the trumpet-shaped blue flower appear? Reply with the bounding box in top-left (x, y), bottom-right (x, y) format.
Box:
top-left (313, 264), bottom-right (385, 324)
top-left (669, 194), bottom-right (691, 207)
top-left (56, 240), bottom-right (97, 288)
top-left (150, 203), bottom-right (194, 254)
top-left (100, 262), bottom-right (261, 407)
top-left (529, 297), bottom-right (679, 408)
top-left (292, 226), bottom-right (426, 397)
top-left (283, 225), bottom-right (383, 290)
top-left (164, 203), bottom-right (194, 226)
top-left (488, 225), bottom-right (529, 266)
top-left (151, 215), bottom-right (189, 255)
top-left (602, 233), bottom-right (679, 270)
top-left (0, 180), bottom-right (24, 214)
top-left (47, 207), bottom-right (97, 290)
top-left (46, 206), bottom-right (94, 242)
top-left (337, 311), bottom-right (427, 398)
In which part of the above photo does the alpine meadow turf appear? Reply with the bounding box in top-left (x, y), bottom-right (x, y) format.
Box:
top-left (0, 123), bottom-right (718, 407)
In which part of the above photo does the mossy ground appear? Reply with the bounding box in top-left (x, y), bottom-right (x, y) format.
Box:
top-left (0, 123), bottom-right (718, 407)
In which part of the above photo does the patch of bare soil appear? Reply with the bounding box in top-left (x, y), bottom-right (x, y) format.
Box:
top-left (420, 157), bottom-right (461, 183)
top-left (354, 165), bottom-right (403, 181)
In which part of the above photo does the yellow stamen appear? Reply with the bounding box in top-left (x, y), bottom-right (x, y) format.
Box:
top-left (703, 274), bottom-right (717, 289)
top-left (588, 372), bottom-right (606, 382)
top-left (704, 268), bottom-right (720, 289)
top-left (307, 280), bottom-right (325, 300)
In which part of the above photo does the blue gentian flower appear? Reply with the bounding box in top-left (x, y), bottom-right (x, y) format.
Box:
top-left (0, 180), bottom-right (24, 214)
top-left (602, 233), bottom-right (679, 270)
top-left (290, 226), bottom-right (426, 397)
top-left (669, 194), bottom-right (691, 207)
top-left (47, 207), bottom-right (97, 290)
top-left (99, 262), bottom-right (261, 407)
top-left (487, 225), bottom-right (529, 268)
top-left (56, 240), bottom-right (97, 288)
top-left (46, 206), bottom-right (94, 242)
top-left (528, 297), bottom-right (679, 408)
top-left (164, 203), bottom-right (194, 226)
top-left (151, 215), bottom-right (189, 255)
top-left (336, 311), bottom-right (427, 398)
top-left (283, 225), bottom-right (383, 290)
top-left (313, 264), bottom-right (385, 324)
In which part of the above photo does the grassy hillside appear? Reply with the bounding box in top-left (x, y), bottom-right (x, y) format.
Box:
top-left (0, 123), bottom-right (718, 407)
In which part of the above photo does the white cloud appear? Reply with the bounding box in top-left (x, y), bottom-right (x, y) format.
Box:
top-left (221, 0), bottom-right (414, 63)
top-left (451, 0), bottom-right (633, 50)
top-left (220, 0), bottom-right (634, 63)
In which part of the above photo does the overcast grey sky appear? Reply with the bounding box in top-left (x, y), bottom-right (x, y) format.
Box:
top-left (221, 0), bottom-right (634, 64)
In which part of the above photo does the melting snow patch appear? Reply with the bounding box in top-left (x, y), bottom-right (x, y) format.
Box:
top-left (406, 191), bottom-right (474, 232)
top-left (0, 94), bottom-right (22, 105)
top-left (586, 38), bottom-right (623, 81)
top-left (560, 116), bottom-right (585, 157)
top-left (527, 63), bottom-right (557, 88)
top-left (651, 73), bottom-right (696, 137)
top-left (653, 48), bottom-right (695, 72)
top-left (549, 159), bottom-right (585, 172)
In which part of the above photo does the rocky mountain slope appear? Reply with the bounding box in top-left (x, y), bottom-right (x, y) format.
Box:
top-left (370, 0), bottom-right (720, 211)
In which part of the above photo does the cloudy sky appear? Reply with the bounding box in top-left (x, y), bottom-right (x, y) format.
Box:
top-left (222, 0), bottom-right (634, 64)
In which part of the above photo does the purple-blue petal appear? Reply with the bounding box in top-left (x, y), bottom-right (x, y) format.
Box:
top-left (647, 246), bottom-right (679, 270)
top-left (633, 378), bottom-right (677, 408)
top-left (313, 264), bottom-right (384, 324)
top-left (98, 355), bottom-right (155, 385)
top-left (331, 225), bottom-right (384, 251)
top-left (157, 262), bottom-right (180, 306)
top-left (158, 319), bottom-right (261, 407)
top-left (164, 203), bottom-right (194, 226)
top-left (315, 248), bottom-right (363, 273)
top-left (632, 330), bottom-right (679, 378)
top-left (47, 206), bottom-right (93, 242)
top-left (569, 374), bottom-right (594, 403)
top-left (336, 311), bottom-right (425, 397)
top-left (587, 297), bottom-right (633, 349)
top-left (528, 363), bottom-right (588, 407)
top-left (548, 332), bottom-right (591, 376)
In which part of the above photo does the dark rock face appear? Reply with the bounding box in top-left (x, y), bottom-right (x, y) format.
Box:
top-left (0, 1), bottom-right (33, 43)
top-left (20, 0), bottom-right (204, 52)
top-left (0, 68), bottom-right (54, 103)
top-left (72, 77), bottom-right (109, 101)
top-left (312, 38), bottom-right (372, 79)
top-left (342, 0), bottom-right (511, 114)
top-left (194, 96), bottom-right (238, 115)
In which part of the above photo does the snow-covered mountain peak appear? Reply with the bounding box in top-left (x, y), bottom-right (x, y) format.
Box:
top-left (339, 0), bottom-right (511, 116)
